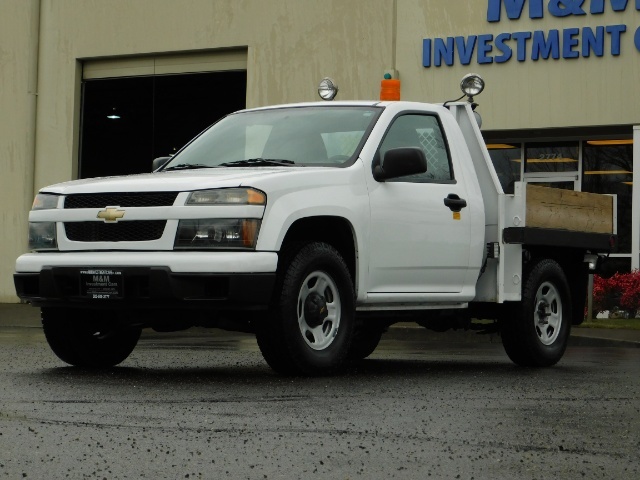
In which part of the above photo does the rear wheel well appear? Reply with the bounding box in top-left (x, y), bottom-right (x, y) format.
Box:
top-left (279, 216), bottom-right (356, 284)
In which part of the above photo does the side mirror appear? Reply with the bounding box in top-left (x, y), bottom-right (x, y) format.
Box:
top-left (152, 156), bottom-right (172, 171)
top-left (373, 147), bottom-right (427, 181)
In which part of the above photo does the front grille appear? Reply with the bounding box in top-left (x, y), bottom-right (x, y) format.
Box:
top-left (64, 192), bottom-right (179, 209)
top-left (64, 221), bottom-right (167, 242)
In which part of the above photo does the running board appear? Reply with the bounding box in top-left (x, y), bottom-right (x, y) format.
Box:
top-left (356, 302), bottom-right (468, 312)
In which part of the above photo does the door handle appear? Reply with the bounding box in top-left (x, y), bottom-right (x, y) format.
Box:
top-left (443, 194), bottom-right (467, 212)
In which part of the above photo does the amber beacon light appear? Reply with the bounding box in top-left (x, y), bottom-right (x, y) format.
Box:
top-left (380, 73), bottom-right (401, 101)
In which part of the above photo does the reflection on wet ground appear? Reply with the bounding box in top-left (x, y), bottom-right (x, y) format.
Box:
top-left (1, 324), bottom-right (639, 479)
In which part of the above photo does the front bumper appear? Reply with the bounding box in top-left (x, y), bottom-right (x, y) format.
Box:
top-left (14, 251), bottom-right (278, 310)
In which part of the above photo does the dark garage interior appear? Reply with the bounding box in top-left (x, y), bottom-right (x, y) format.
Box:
top-left (79, 70), bottom-right (247, 178)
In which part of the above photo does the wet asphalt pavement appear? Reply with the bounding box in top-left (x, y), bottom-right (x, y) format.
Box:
top-left (1, 319), bottom-right (639, 479)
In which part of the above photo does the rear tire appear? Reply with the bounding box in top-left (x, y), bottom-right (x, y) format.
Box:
top-left (501, 259), bottom-right (571, 367)
top-left (42, 308), bottom-right (141, 368)
top-left (256, 242), bottom-right (355, 375)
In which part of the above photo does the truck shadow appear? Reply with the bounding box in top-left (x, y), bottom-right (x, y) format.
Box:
top-left (34, 355), bottom-right (581, 389)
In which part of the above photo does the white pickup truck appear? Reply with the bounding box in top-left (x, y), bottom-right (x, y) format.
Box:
top-left (15, 75), bottom-right (616, 374)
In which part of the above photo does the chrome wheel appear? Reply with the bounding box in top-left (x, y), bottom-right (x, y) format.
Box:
top-left (297, 270), bottom-right (341, 350)
top-left (534, 281), bottom-right (562, 346)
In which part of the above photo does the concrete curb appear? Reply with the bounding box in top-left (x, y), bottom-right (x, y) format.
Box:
top-left (0, 304), bottom-right (41, 328)
top-left (569, 329), bottom-right (640, 348)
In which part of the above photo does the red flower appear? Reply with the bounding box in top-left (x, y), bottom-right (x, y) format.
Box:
top-left (591, 271), bottom-right (640, 316)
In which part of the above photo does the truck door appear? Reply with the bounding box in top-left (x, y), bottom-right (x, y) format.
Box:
top-left (367, 113), bottom-right (472, 294)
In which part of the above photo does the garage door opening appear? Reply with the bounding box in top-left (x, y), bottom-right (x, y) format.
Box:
top-left (79, 70), bottom-right (246, 178)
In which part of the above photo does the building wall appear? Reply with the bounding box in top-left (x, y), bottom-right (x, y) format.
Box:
top-left (0, 0), bottom-right (39, 302)
top-left (0, 0), bottom-right (638, 301)
top-left (32, 0), bottom-right (395, 190)
top-left (397, 0), bottom-right (640, 130)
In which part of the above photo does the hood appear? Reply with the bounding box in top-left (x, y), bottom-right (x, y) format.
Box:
top-left (39, 167), bottom-right (326, 195)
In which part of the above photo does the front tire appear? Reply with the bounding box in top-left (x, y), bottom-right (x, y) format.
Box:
top-left (501, 259), bottom-right (572, 367)
top-left (256, 242), bottom-right (355, 375)
top-left (42, 308), bottom-right (141, 368)
top-left (348, 324), bottom-right (385, 360)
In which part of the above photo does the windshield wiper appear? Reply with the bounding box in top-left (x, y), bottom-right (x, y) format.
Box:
top-left (219, 158), bottom-right (296, 167)
top-left (163, 163), bottom-right (218, 171)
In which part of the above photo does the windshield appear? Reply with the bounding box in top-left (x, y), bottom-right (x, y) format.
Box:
top-left (162, 106), bottom-right (382, 169)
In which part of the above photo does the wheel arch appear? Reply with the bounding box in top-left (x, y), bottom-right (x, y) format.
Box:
top-left (279, 216), bottom-right (358, 287)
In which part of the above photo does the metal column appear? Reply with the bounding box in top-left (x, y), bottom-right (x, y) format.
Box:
top-left (633, 126), bottom-right (640, 270)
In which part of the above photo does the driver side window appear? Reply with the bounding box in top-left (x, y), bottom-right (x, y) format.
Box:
top-left (379, 114), bottom-right (453, 183)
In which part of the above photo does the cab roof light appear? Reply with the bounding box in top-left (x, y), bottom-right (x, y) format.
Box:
top-left (380, 73), bottom-right (401, 101)
top-left (460, 73), bottom-right (485, 101)
top-left (318, 77), bottom-right (339, 101)
top-left (443, 73), bottom-right (485, 107)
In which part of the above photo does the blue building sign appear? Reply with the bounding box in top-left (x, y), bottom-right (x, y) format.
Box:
top-left (423, 0), bottom-right (640, 67)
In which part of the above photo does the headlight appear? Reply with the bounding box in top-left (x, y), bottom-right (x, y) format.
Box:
top-left (187, 188), bottom-right (266, 205)
top-left (32, 193), bottom-right (59, 210)
top-left (174, 219), bottom-right (261, 250)
top-left (28, 222), bottom-right (58, 251)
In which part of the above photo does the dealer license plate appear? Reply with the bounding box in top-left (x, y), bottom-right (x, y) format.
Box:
top-left (80, 269), bottom-right (123, 299)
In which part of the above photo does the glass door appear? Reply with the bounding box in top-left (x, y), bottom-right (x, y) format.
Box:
top-left (523, 141), bottom-right (580, 190)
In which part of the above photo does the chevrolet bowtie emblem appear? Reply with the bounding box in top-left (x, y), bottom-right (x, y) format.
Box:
top-left (97, 207), bottom-right (125, 223)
